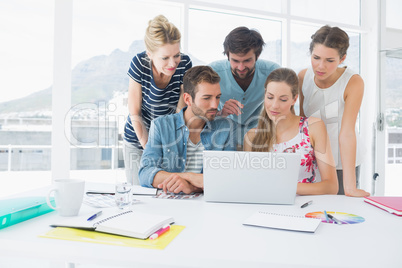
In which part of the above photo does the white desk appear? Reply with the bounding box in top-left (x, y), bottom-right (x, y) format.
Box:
top-left (0, 183), bottom-right (401, 268)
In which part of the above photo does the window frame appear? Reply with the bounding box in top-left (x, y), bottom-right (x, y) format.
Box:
top-left (51, 0), bottom-right (386, 195)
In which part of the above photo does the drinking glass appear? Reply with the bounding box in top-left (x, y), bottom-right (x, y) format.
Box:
top-left (115, 182), bottom-right (132, 209)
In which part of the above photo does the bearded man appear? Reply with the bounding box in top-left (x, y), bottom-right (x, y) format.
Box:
top-left (139, 66), bottom-right (236, 194)
top-left (209, 27), bottom-right (280, 147)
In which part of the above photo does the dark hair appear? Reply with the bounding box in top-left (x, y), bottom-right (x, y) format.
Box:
top-left (223, 26), bottom-right (265, 59)
top-left (183, 66), bottom-right (221, 99)
top-left (309, 25), bottom-right (349, 58)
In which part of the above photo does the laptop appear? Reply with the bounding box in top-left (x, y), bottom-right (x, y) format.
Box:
top-left (203, 151), bottom-right (301, 205)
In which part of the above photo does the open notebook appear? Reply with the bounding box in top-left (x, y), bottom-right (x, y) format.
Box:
top-left (51, 210), bottom-right (174, 239)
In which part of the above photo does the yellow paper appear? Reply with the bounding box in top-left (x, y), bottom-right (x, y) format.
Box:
top-left (39, 225), bottom-right (185, 250)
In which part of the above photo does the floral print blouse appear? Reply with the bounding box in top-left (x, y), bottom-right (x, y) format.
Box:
top-left (272, 117), bottom-right (319, 183)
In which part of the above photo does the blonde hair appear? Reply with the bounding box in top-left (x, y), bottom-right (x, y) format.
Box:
top-left (144, 15), bottom-right (181, 53)
top-left (251, 68), bottom-right (299, 152)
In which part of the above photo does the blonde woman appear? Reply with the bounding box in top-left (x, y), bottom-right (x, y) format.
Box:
top-left (123, 15), bottom-right (192, 185)
top-left (298, 25), bottom-right (369, 197)
top-left (244, 68), bottom-right (338, 195)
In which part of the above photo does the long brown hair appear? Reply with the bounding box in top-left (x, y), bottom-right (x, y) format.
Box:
top-left (251, 68), bottom-right (299, 152)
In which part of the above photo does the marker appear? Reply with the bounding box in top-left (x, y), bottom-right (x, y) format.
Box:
top-left (149, 225), bottom-right (171, 240)
top-left (327, 213), bottom-right (342, 225)
top-left (87, 211), bottom-right (102, 221)
top-left (301, 200), bottom-right (313, 208)
top-left (324, 210), bottom-right (330, 223)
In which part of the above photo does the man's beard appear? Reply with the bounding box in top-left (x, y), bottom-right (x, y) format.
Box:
top-left (232, 66), bottom-right (255, 79)
top-left (191, 105), bottom-right (218, 121)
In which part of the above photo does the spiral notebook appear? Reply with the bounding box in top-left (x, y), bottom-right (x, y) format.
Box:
top-left (243, 211), bottom-right (321, 233)
top-left (50, 210), bottom-right (174, 239)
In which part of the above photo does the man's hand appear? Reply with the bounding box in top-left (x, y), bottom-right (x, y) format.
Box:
top-left (220, 99), bottom-right (244, 117)
top-left (157, 174), bottom-right (197, 194)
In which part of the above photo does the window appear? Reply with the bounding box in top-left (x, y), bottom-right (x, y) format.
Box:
top-left (195, 0), bottom-right (281, 14)
top-left (386, 0), bottom-right (402, 29)
top-left (388, 148), bottom-right (394, 157)
top-left (1, 0), bottom-right (371, 196)
top-left (0, 1), bottom-right (54, 196)
top-left (70, 0), bottom-right (182, 172)
top-left (291, 0), bottom-right (361, 26)
top-left (384, 54), bottom-right (402, 194)
top-left (188, 8), bottom-right (282, 65)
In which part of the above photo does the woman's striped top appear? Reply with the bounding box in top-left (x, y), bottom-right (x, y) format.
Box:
top-left (124, 51), bottom-right (192, 149)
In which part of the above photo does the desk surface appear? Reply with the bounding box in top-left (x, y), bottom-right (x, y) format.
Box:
top-left (0, 183), bottom-right (401, 268)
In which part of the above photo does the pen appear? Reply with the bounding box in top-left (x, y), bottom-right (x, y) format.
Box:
top-left (327, 213), bottom-right (342, 225)
top-left (86, 191), bottom-right (116, 195)
top-left (301, 200), bottom-right (313, 208)
top-left (149, 224), bottom-right (171, 240)
top-left (87, 211), bottom-right (102, 221)
top-left (324, 210), bottom-right (330, 223)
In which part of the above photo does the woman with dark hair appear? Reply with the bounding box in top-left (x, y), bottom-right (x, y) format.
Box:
top-left (244, 68), bottom-right (338, 195)
top-left (298, 25), bottom-right (369, 197)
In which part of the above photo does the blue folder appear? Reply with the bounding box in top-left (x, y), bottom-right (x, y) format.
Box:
top-left (0, 196), bottom-right (55, 230)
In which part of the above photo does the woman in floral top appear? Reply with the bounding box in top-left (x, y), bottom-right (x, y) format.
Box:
top-left (244, 68), bottom-right (338, 195)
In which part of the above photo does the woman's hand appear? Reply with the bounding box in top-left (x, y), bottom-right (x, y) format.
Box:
top-left (344, 188), bottom-right (370, 197)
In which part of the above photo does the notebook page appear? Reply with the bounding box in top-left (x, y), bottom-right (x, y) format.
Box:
top-left (243, 211), bottom-right (321, 233)
top-left (96, 211), bottom-right (174, 239)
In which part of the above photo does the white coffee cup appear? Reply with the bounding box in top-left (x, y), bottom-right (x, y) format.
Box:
top-left (46, 179), bottom-right (85, 216)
